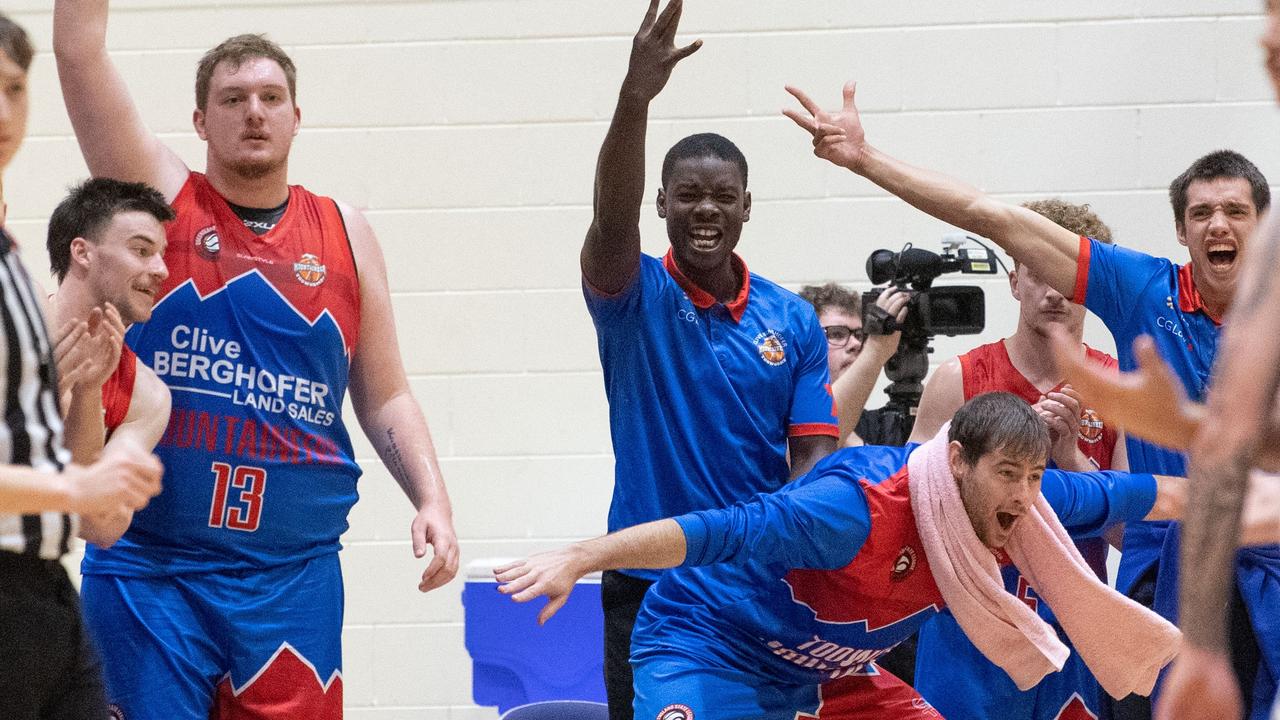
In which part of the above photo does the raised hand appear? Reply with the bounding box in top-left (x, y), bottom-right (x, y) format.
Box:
top-left (1051, 330), bottom-right (1201, 450)
top-left (783, 82), bottom-right (868, 171)
top-left (623, 0), bottom-right (702, 103)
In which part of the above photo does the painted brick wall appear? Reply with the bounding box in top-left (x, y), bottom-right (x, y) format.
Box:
top-left (0, 2), bottom-right (1272, 717)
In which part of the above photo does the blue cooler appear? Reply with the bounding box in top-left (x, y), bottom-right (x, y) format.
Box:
top-left (464, 560), bottom-right (606, 712)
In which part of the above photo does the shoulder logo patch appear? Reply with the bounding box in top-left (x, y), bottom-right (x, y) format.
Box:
top-left (658, 705), bottom-right (693, 720)
top-left (194, 226), bottom-right (221, 260)
top-left (293, 253), bottom-right (327, 287)
top-left (755, 330), bottom-right (787, 366)
top-left (891, 546), bottom-right (917, 582)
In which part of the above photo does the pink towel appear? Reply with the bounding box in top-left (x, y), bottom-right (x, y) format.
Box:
top-left (907, 424), bottom-right (1181, 698)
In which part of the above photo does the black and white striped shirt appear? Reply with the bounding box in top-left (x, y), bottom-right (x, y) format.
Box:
top-left (0, 230), bottom-right (74, 560)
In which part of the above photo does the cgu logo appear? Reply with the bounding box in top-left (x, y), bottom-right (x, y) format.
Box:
top-left (1156, 316), bottom-right (1185, 340)
top-left (677, 308), bottom-right (698, 323)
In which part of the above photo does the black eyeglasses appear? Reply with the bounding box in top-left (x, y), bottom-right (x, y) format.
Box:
top-left (822, 325), bottom-right (867, 348)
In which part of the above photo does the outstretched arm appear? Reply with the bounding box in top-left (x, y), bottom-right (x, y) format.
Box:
top-left (495, 519), bottom-right (686, 624)
top-left (53, 0), bottom-right (188, 198)
top-left (581, 0), bottom-right (701, 294)
top-left (344, 203), bottom-right (458, 593)
top-left (1051, 330), bottom-right (1204, 448)
top-left (783, 83), bottom-right (1081, 298)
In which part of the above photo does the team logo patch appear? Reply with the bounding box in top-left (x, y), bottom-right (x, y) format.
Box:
top-left (194, 225), bottom-right (221, 259)
top-left (108, 704), bottom-right (126, 720)
top-left (293, 253), bottom-right (327, 287)
top-left (891, 546), bottom-right (917, 582)
top-left (754, 330), bottom-right (787, 366)
top-left (1077, 407), bottom-right (1104, 444)
top-left (657, 705), bottom-right (693, 720)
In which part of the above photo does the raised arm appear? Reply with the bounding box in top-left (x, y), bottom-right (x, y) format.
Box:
top-left (580, 0), bottom-right (701, 294)
top-left (342, 203), bottom-right (458, 593)
top-left (79, 367), bottom-right (171, 548)
top-left (783, 83), bottom-right (1081, 297)
top-left (53, 0), bottom-right (188, 197)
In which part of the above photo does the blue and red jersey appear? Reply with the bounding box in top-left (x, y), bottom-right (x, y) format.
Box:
top-left (1076, 236), bottom-right (1280, 715)
top-left (633, 445), bottom-right (1158, 688)
top-left (83, 172), bottom-right (363, 577)
top-left (584, 250), bottom-right (837, 580)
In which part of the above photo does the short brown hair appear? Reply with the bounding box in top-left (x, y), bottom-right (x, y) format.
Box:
top-left (195, 34), bottom-right (296, 111)
top-left (949, 391), bottom-right (1050, 467)
top-left (1021, 199), bottom-right (1113, 244)
top-left (0, 12), bottom-right (34, 72)
top-left (799, 282), bottom-right (860, 316)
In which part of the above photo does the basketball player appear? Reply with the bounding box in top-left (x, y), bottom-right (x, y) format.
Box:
top-left (54, 1), bottom-right (458, 717)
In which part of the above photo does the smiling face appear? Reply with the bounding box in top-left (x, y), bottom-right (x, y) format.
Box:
top-left (1010, 263), bottom-right (1085, 341)
top-left (657, 156), bottom-right (751, 277)
top-left (950, 441), bottom-right (1045, 548)
top-left (1177, 176), bottom-right (1260, 305)
top-left (79, 210), bottom-right (170, 325)
top-left (194, 56), bottom-right (300, 180)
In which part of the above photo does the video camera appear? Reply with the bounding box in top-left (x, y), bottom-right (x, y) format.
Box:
top-left (860, 235), bottom-right (997, 337)
top-left (856, 236), bottom-right (1000, 445)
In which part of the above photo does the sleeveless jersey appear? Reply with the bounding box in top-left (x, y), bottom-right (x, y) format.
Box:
top-left (102, 345), bottom-right (137, 435)
top-left (959, 339), bottom-right (1117, 470)
top-left (84, 172), bottom-right (362, 576)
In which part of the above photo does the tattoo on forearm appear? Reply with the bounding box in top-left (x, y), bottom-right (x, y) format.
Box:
top-left (385, 427), bottom-right (408, 486)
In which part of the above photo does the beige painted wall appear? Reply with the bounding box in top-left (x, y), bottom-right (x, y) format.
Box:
top-left (2, 1), bottom-right (1275, 717)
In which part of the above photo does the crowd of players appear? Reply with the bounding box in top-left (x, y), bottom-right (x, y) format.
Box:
top-left (0, 0), bottom-right (1278, 719)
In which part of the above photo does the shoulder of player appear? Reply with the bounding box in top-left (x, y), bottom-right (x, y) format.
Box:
top-left (328, 198), bottom-right (384, 265)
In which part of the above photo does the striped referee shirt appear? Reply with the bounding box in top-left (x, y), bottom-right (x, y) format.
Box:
top-left (0, 230), bottom-right (74, 560)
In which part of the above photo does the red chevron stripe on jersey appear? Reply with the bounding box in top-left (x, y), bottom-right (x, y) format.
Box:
top-left (212, 643), bottom-right (341, 720)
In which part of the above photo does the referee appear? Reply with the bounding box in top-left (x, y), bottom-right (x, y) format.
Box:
top-left (0, 11), bottom-right (162, 719)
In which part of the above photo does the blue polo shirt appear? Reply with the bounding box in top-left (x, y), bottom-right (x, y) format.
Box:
top-left (585, 250), bottom-right (838, 580)
top-left (1078, 236), bottom-right (1280, 712)
top-left (1075, 237), bottom-right (1215, 594)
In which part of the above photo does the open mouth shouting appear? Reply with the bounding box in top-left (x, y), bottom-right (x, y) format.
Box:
top-left (996, 511), bottom-right (1020, 533)
top-left (1205, 242), bottom-right (1238, 270)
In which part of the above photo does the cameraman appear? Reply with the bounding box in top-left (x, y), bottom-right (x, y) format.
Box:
top-left (907, 199), bottom-right (1127, 720)
top-left (799, 283), bottom-right (908, 446)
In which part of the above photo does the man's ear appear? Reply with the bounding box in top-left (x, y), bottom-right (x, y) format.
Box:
top-left (948, 440), bottom-right (967, 480)
top-left (70, 237), bottom-right (92, 270)
top-left (193, 108), bottom-right (208, 141)
top-left (742, 190), bottom-right (752, 223)
top-left (656, 188), bottom-right (667, 219)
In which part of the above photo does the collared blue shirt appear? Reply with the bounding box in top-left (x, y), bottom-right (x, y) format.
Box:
top-left (584, 250), bottom-right (837, 580)
top-left (1076, 237), bottom-right (1217, 593)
